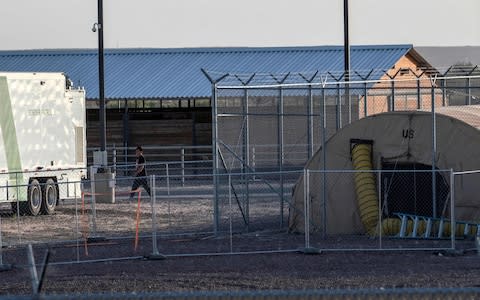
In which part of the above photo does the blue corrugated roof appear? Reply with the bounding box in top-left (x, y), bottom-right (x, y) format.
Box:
top-left (0, 45), bottom-right (413, 100)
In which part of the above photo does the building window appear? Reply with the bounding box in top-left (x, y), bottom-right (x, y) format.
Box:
top-left (194, 98), bottom-right (210, 107)
top-left (161, 100), bottom-right (180, 108)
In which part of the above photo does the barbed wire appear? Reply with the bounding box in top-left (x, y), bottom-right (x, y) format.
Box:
top-left (204, 65), bottom-right (480, 88)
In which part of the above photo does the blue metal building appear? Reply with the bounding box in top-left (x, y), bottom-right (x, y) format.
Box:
top-left (0, 45), bottom-right (428, 100)
top-left (0, 45), bottom-right (430, 149)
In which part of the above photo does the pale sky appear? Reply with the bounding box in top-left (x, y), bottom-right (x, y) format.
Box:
top-left (0, 0), bottom-right (479, 50)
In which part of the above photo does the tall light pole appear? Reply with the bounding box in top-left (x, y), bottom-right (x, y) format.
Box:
top-left (93, 0), bottom-right (106, 160)
top-left (343, 0), bottom-right (350, 78)
top-left (90, 0), bottom-right (112, 212)
top-left (343, 0), bottom-right (351, 124)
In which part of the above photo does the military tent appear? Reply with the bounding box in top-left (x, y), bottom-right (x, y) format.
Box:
top-left (289, 105), bottom-right (480, 235)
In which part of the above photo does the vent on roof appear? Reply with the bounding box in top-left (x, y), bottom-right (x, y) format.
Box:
top-left (399, 68), bottom-right (410, 76)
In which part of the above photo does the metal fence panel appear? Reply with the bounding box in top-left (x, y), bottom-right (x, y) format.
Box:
top-left (302, 169), bottom-right (456, 251)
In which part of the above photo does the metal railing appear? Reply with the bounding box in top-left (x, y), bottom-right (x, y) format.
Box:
top-left (86, 145), bottom-right (213, 169)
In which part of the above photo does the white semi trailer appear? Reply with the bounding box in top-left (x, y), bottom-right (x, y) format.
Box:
top-left (0, 72), bottom-right (86, 215)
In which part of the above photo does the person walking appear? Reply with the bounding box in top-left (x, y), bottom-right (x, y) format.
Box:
top-left (129, 145), bottom-right (151, 200)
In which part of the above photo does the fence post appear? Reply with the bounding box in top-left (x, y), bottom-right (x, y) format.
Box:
top-left (112, 146), bottom-right (117, 175)
top-left (15, 172), bottom-right (20, 218)
top-left (124, 146), bottom-right (129, 176)
top-left (89, 166), bottom-right (98, 238)
top-left (75, 180), bottom-right (80, 262)
top-left (0, 214), bottom-right (3, 266)
top-left (302, 169), bottom-right (320, 254)
top-left (181, 148), bottom-right (185, 187)
top-left (229, 173), bottom-right (233, 253)
top-left (27, 244), bottom-right (39, 294)
top-left (147, 175), bottom-right (165, 260)
top-left (431, 80), bottom-right (437, 218)
top-left (166, 164), bottom-right (170, 195)
top-left (252, 146), bottom-right (256, 180)
top-left (304, 169), bottom-right (309, 249)
top-left (12, 176), bottom-right (21, 245)
top-left (0, 214), bottom-right (12, 271)
top-left (450, 169), bottom-right (455, 251)
top-left (378, 169), bottom-right (382, 249)
top-left (336, 83), bottom-right (341, 130)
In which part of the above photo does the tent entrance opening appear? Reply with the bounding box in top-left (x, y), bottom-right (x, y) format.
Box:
top-left (380, 162), bottom-right (449, 218)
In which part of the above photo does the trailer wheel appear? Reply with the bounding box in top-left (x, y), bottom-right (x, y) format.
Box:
top-left (41, 178), bottom-right (57, 215)
top-left (23, 179), bottom-right (42, 216)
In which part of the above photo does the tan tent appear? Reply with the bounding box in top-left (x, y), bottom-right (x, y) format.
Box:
top-left (289, 105), bottom-right (480, 235)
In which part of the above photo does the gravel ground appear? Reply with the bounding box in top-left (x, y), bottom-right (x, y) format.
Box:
top-left (1, 234), bottom-right (480, 296)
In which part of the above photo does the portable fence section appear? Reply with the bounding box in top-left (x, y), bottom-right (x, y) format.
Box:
top-left (1, 166), bottom-right (479, 266)
top-left (296, 169), bottom-right (459, 251)
top-left (0, 170), bottom-right (86, 246)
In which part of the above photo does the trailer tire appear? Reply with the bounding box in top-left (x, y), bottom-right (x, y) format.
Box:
top-left (41, 178), bottom-right (57, 215)
top-left (23, 179), bottom-right (42, 216)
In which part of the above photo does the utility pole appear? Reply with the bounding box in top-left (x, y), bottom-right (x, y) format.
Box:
top-left (92, 0), bottom-right (107, 166)
top-left (98, 0), bottom-right (106, 155)
top-left (91, 0), bottom-right (114, 206)
top-left (344, 0), bottom-right (351, 124)
top-left (343, 0), bottom-right (350, 78)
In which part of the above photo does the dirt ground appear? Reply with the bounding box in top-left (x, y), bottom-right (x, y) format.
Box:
top-left (1, 194), bottom-right (480, 297)
top-left (1, 232), bottom-right (480, 296)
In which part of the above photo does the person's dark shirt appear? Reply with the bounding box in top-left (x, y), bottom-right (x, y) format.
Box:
top-left (136, 154), bottom-right (147, 177)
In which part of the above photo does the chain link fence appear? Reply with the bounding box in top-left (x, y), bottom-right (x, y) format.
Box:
top-left (1, 165), bottom-right (479, 298)
top-left (211, 73), bottom-right (480, 174)
top-left (0, 167), bottom-right (471, 262)
top-left (2, 72), bottom-right (480, 297)
top-left (295, 169), bottom-right (463, 252)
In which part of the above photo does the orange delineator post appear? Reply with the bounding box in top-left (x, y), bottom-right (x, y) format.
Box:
top-left (82, 189), bottom-right (144, 254)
